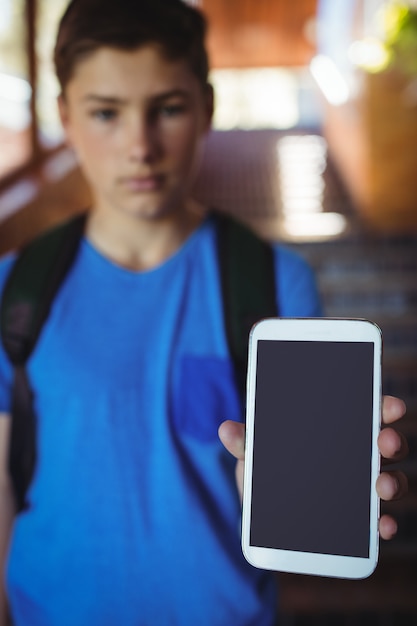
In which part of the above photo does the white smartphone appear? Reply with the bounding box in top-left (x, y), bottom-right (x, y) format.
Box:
top-left (242, 318), bottom-right (382, 579)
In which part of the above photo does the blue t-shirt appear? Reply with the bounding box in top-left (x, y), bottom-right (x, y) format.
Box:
top-left (0, 215), bottom-right (321, 626)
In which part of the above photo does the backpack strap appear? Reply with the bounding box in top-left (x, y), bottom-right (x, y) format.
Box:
top-left (215, 212), bottom-right (278, 396)
top-left (1, 212), bottom-right (87, 511)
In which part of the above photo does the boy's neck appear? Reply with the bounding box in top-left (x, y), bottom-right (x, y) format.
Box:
top-left (85, 202), bottom-right (206, 271)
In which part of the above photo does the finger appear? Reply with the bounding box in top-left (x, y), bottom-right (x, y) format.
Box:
top-left (382, 396), bottom-right (406, 425)
top-left (235, 459), bottom-right (244, 501)
top-left (376, 470), bottom-right (408, 501)
top-left (218, 421), bottom-right (245, 501)
top-left (378, 427), bottom-right (409, 464)
top-left (218, 420), bottom-right (245, 461)
top-left (379, 514), bottom-right (398, 540)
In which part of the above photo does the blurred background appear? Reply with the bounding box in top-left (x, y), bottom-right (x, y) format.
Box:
top-left (0, 0), bottom-right (417, 623)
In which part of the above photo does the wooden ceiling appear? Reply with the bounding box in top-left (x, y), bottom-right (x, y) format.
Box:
top-left (201, 0), bottom-right (318, 69)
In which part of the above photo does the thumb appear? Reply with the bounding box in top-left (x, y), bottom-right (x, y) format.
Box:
top-left (218, 420), bottom-right (245, 460)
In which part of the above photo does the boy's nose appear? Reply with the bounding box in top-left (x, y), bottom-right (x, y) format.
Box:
top-left (128, 117), bottom-right (158, 163)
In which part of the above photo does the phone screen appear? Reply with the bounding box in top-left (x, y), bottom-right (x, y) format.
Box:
top-left (250, 339), bottom-right (375, 559)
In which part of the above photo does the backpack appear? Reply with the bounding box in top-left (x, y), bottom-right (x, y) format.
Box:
top-left (0, 211), bottom-right (278, 512)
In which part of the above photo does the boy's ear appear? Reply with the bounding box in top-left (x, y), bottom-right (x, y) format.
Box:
top-left (203, 83), bottom-right (215, 132)
top-left (57, 94), bottom-right (72, 140)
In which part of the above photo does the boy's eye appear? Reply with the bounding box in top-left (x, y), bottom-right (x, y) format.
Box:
top-left (91, 108), bottom-right (118, 121)
top-left (158, 103), bottom-right (186, 118)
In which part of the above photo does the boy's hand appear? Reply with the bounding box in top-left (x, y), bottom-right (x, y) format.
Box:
top-left (218, 394), bottom-right (408, 541)
top-left (376, 395), bottom-right (408, 539)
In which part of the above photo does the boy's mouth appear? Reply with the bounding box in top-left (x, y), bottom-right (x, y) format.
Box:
top-left (121, 174), bottom-right (165, 192)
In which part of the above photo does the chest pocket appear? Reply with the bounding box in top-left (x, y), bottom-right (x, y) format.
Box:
top-left (171, 355), bottom-right (242, 443)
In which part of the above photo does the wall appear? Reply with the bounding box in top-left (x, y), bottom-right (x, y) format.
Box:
top-left (203, 0), bottom-right (317, 68)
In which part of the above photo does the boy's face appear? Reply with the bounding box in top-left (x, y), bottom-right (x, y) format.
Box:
top-left (58, 45), bottom-right (213, 221)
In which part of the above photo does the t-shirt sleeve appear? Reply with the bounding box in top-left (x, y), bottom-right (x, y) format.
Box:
top-left (0, 254), bottom-right (16, 414)
top-left (274, 245), bottom-right (323, 317)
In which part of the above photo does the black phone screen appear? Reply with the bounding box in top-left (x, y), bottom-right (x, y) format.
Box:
top-left (250, 340), bottom-right (375, 558)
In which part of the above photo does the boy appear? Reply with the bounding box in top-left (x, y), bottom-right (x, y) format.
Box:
top-left (0, 0), bottom-right (408, 624)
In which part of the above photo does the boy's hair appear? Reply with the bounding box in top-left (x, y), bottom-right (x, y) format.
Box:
top-left (54, 0), bottom-right (210, 94)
